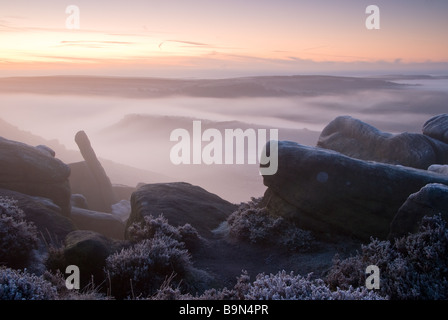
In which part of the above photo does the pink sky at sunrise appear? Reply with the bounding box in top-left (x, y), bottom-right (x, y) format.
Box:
top-left (1, 0), bottom-right (447, 77)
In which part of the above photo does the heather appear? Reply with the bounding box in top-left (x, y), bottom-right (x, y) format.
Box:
top-left (326, 214), bottom-right (448, 300)
top-left (0, 196), bottom-right (39, 269)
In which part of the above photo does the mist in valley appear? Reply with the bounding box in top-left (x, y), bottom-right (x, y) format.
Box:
top-left (1, 75), bottom-right (447, 203)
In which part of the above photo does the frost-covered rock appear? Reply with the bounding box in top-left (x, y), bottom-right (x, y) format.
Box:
top-left (389, 183), bottom-right (448, 239)
top-left (262, 141), bottom-right (448, 240)
top-left (126, 182), bottom-right (236, 239)
top-left (111, 200), bottom-right (131, 223)
top-left (70, 207), bottom-right (125, 239)
top-left (428, 164), bottom-right (448, 176)
top-left (0, 137), bottom-right (71, 215)
top-left (423, 113), bottom-right (448, 144)
top-left (317, 116), bottom-right (448, 169)
top-left (0, 189), bottom-right (74, 244)
top-left (71, 194), bottom-right (89, 209)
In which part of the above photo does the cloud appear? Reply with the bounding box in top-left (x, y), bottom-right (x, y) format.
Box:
top-left (158, 40), bottom-right (210, 50)
top-left (57, 40), bottom-right (137, 49)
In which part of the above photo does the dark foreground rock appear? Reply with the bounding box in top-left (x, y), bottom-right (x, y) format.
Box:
top-left (423, 114), bottom-right (448, 144)
top-left (389, 183), bottom-right (448, 240)
top-left (262, 141), bottom-right (448, 241)
top-left (0, 188), bottom-right (75, 242)
top-left (64, 230), bottom-right (126, 288)
top-left (0, 137), bottom-right (71, 215)
top-left (126, 182), bottom-right (237, 238)
top-left (317, 116), bottom-right (448, 169)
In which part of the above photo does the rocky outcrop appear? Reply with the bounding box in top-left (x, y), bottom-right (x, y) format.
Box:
top-left (70, 207), bottom-right (125, 239)
top-left (74, 131), bottom-right (116, 212)
top-left (126, 182), bottom-right (237, 238)
top-left (262, 141), bottom-right (448, 241)
top-left (423, 114), bottom-right (448, 144)
top-left (428, 164), bottom-right (448, 176)
top-left (71, 194), bottom-right (89, 209)
top-left (0, 137), bottom-right (71, 215)
top-left (317, 116), bottom-right (448, 169)
top-left (111, 200), bottom-right (131, 223)
top-left (0, 188), bottom-right (75, 242)
top-left (388, 183), bottom-right (448, 240)
top-left (63, 230), bottom-right (126, 288)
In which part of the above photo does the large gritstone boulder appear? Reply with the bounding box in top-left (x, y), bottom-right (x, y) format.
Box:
top-left (317, 116), bottom-right (448, 169)
top-left (126, 182), bottom-right (237, 239)
top-left (0, 137), bottom-right (71, 215)
top-left (262, 141), bottom-right (448, 241)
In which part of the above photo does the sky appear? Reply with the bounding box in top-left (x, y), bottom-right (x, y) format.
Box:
top-left (1, 0), bottom-right (448, 77)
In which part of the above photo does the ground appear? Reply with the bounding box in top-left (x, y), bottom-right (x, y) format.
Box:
top-left (191, 229), bottom-right (363, 292)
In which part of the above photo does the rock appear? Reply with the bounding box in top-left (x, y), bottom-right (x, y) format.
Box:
top-left (262, 141), bottom-right (448, 241)
top-left (0, 137), bottom-right (72, 215)
top-left (0, 188), bottom-right (75, 243)
top-left (317, 116), bottom-right (448, 169)
top-left (35, 145), bottom-right (55, 157)
top-left (112, 184), bottom-right (137, 201)
top-left (111, 200), bottom-right (131, 223)
top-left (74, 131), bottom-right (116, 212)
top-left (126, 182), bottom-right (237, 238)
top-left (69, 162), bottom-right (101, 212)
top-left (428, 164), bottom-right (448, 176)
top-left (70, 207), bottom-right (125, 239)
top-left (423, 114), bottom-right (448, 144)
top-left (64, 230), bottom-right (125, 288)
top-left (388, 183), bottom-right (448, 240)
top-left (71, 194), bottom-right (89, 209)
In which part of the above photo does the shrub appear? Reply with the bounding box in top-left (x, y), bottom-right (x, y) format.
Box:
top-left (128, 214), bottom-right (201, 251)
top-left (0, 267), bottom-right (57, 300)
top-left (42, 270), bottom-right (110, 300)
top-left (105, 233), bottom-right (192, 299)
top-left (227, 198), bottom-right (313, 251)
top-left (244, 271), bottom-right (383, 300)
top-left (127, 214), bottom-right (181, 243)
top-left (45, 245), bottom-right (67, 274)
top-left (0, 196), bottom-right (39, 268)
top-left (326, 214), bottom-right (448, 300)
top-left (150, 270), bottom-right (383, 300)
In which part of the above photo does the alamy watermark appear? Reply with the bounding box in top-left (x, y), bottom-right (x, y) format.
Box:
top-left (365, 265), bottom-right (380, 290)
top-left (365, 5), bottom-right (380, 30)
top-left (65, 265), bottom-right (80, 290)
top-left (66, 5), bottom-right (80, 29)
top-left (170, 121), bottom-right (278, 175)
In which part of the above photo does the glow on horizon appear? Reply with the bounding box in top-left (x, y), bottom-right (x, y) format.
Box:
top-left (1, 0), bottom-right (447, 77)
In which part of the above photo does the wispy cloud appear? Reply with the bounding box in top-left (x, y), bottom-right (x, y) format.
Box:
top-left (58, 40), bottom-right (137, 49)
top-left (158, 40), bottom-right (209, 50)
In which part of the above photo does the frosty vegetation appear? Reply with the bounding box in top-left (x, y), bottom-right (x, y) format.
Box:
top-left (1, 195), bottom-right (448, 300)
top-left (326, 214), bottom-right (448, 300)
top-left (0, 197), bottom-right (39, 269)
top-left (227, 198), bottom-right (313, 251)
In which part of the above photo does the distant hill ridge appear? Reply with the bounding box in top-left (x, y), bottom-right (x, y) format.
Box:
top-left (0, 75), bottom-right (405, 98)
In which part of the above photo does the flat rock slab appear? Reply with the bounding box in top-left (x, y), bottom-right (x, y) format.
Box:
top-left (70, 207), bottom-right (125, 240)
top-left (262, 141), bottom-right (448, 241)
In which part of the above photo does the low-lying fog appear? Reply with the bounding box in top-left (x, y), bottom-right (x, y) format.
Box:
top-left (1, 76), bottom-right (447, 202)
